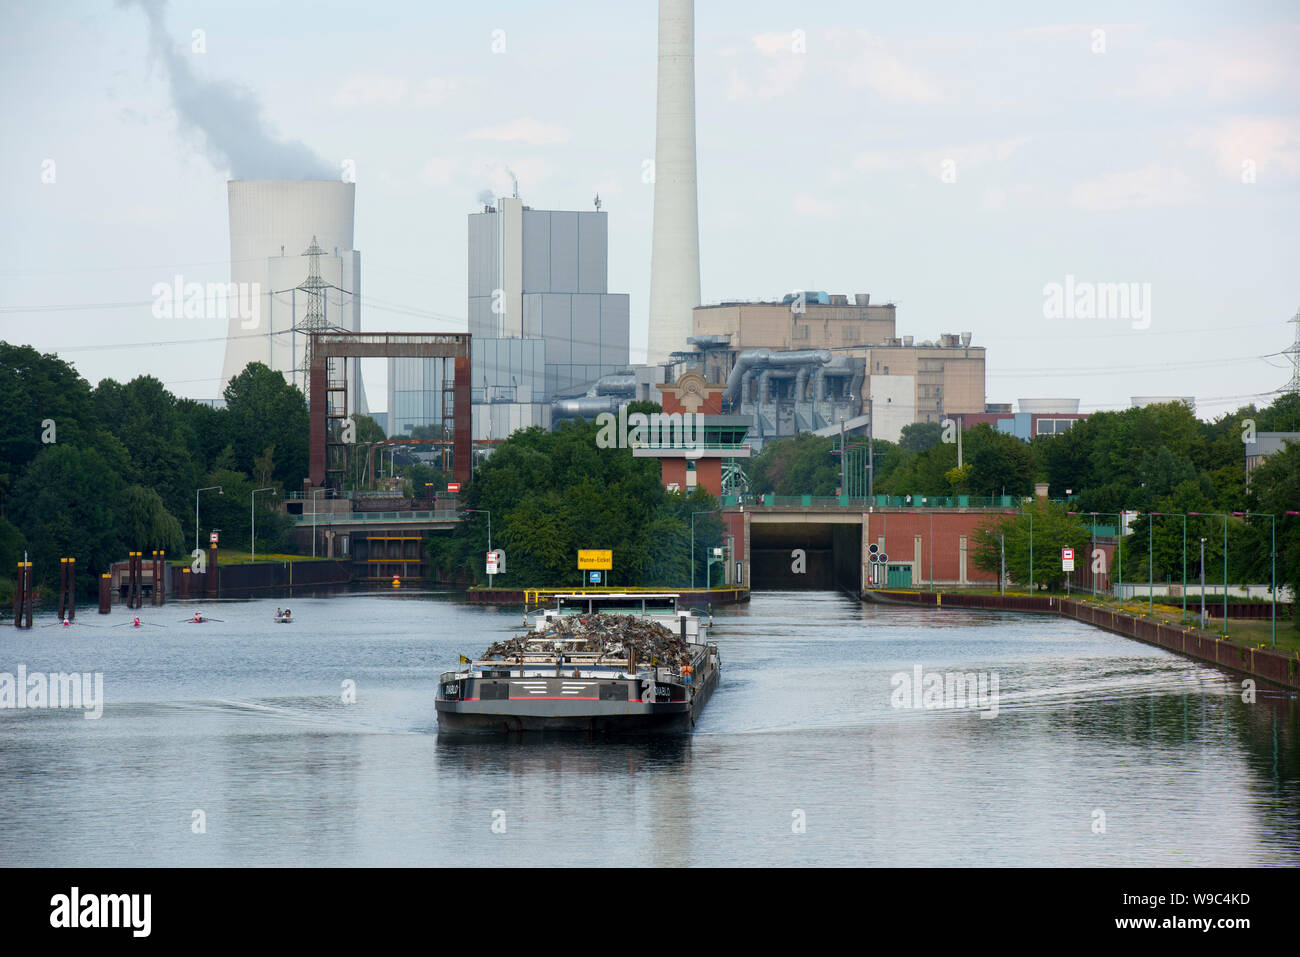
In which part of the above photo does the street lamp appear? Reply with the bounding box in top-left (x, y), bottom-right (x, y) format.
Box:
top-left (463, 509), bottom-right (492, 586)
top-left (195, 486), bottom-right (222, 552)
top-left (251, 488), bottom-right (275, 563)
top-left (1188, 512), bottom-right (1229, 634)
top-left (1198, 537), bottom-right (1207, 628)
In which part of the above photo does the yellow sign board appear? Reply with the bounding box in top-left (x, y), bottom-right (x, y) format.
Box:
top-left (577, 549), bottom-right (613, 570)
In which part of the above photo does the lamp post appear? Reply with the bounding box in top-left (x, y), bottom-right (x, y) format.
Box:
top-left (1188, 512), bottom-right (1228, 634)
top-left (1235, 511), bottom-right (1277, 648)
top-left (251, 487), bottom-right (275, 563)
top-left (1199, 537), bottom-right (1207, 628)
top-left (195, 486), bottom-right (223, 552)
top-left (1028, 507), bottom-right (1033, 593)
top-left (463, 509), bottom-right (492, 586)
top-left (691, 509), bottom-right (717, 589)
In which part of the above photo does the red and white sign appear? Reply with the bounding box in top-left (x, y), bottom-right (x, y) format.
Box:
top-left (210, 531), bottom-right (219, 545)
top-left (1061, 547), bottom-right (1074, 572)
top-left (486, 550), bottom-right (499, 575)
top-left (447, 483), bottom-right (461, 493)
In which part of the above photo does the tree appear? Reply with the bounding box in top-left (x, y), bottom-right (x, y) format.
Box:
top-left (898, 421), bottom-right (943, 454)
top-left (117, 485), bottom-right (185, 555)
top-left (1247, 440), bottom-right (1300, 630)
top-left (971, 501), bottom-right (1089, 590)
top-left (0, 343), bottom-right (97, 509)
top-left (8, 445), bottom-right (126, 584)
top-left (222, 362), bottom-right (309, 488)
top-left (747, 433), bottom-right (838, 495)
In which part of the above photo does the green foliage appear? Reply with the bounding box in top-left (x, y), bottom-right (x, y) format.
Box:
top-left (971, 501), bottom-right (1090, 590)
top-left (898, 421), bottom-right (943, 453)
top-left (1246, 440), bottom-right (1300, 631)
top-left (0, 516), bottom-right (26, 576)
top-left (8, 445), bottom-right (127, 583)
top-left (222, 362), bottom-right (309, 488)
top-left (428, 418), bottom-right (722, 587)
top-left (748, 433), bottom-right (838, 495)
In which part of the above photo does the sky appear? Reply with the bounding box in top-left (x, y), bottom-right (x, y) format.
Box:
top-left (1, 0), bottom-right (1298, 419)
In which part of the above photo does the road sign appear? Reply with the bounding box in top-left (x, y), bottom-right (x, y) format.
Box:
top-left (588, 571), bottom-right (602, 584)
top-left (486, 550), bottom-right (499, 575)
top-left (1061, 547), bottom-right (1074, 572)
top-left (578, 549), bottom-right (612, 570)
top-left (447, 483), bottom-right (461, 493)
top-left (209, 531), bottom-right (219, 545)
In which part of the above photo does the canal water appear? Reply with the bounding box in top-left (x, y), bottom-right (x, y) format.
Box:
top-left (1, 590), bottom-right (1296, 866)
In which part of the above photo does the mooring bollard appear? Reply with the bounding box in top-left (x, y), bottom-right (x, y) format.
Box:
top-left (14, 561), bottom-right (32, 628)
top-left (99, 572), bottom-right (111, 614)
top-left (69, 556), bottom-right (76, 620)
top-left (207, 544), bottom-right (218, 599)
top-left (179, 566), bottom-right (190, 600)
top-left (155, 550), bottom-right (166, 605)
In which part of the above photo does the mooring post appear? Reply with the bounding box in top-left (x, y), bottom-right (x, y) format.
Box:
top-left (208, 543), bottom-right (218, 599)
top-left (66, 557), bottom-right (76, 620)
top-left (127, 552), bottom-right (137, 609)
top-left (98, 572), bottom-right (111, 614)
top-left (23, 562), bottom-right (33, 629)
top-left (179, 566), bottom-right (190, 600)
top-left (156, 550), bottom-right (165, 605)
top-left (58, 558), bottom-right (67, 620)
top-left (14, 562), bottom-right (27, 628)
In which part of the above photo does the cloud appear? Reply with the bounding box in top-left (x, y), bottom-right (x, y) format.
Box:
top-left (1190, 117), bottom-right (1300, 180)
top-left (827, 28), bottom-right (943, 104)
top-left (334, 73), bottom-right (462, 109)
top-left (853, 137), bottom-right (1031, 178)
top-left (725, 31), bottom-right (808, 100)
top-left (122, 0), bottom-right (334, 179)
top-left (334, 73), bottom-right (407, 107)
top-left (463, 118), bottom-right (570, 145)
top-left (1115, 29), bottom-right (1300, 103)
top-left (1068, 164), bottom-right (1202, 212)
top-left (793, 192), bottom-right (838, 218)
top-left (412, 77), bottom-right (462, 108)
top-left (418, 157), bottom-right (456, 186)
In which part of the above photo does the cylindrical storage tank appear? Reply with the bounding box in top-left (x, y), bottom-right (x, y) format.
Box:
top-left (1018, 398), bottom-right (1081, 415)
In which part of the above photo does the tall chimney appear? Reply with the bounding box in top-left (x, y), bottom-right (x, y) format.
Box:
top-left (646, 0), bottom-right (701, 366)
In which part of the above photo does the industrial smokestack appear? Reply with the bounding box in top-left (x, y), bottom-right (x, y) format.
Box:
top-left (646, 0), bottom-right (701, 367)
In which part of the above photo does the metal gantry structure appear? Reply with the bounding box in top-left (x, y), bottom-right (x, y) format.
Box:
top-left (1284, 306), bottom-right (1300, 395)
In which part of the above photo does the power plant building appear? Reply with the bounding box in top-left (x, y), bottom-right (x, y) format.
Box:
top-left (223, 179), bottom-right (368, 414)
top-left (688, 294), bottom-right (986, 446)
top-left (387, 196), bottom-right (631, 441)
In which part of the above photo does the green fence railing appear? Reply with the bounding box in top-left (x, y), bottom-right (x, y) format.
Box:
top-left (720, 494), bottom-right (1020, 509)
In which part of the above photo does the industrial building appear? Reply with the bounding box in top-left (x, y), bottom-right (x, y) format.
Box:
top-left (222, 180), bottom-right (368, 415)
top-left (389, 195), bottom-right (632, 441)
top-left (646, 0), bottom-right (701, 367)
top-left (685, 293), bottom-right (986, 447)
top-left (963, 398), bottom-right (1088, 439)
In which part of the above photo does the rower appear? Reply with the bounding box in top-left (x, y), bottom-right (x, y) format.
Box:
top-left (133, 617), bottom-right (141, 628)
top-left (193, 612), bottom-right (202, 623)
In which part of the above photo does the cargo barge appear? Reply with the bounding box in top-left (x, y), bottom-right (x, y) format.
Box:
top-left (436, 593), bottom-right (720, 734)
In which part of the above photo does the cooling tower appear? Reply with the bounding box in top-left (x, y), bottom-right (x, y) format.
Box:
top-left (223, 180), bottom-right (365, 412)
top-left (646, 0), bottom-right (701, 366)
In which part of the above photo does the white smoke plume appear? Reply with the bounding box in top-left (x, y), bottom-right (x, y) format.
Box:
top-left (123, 0), bottom-right (335, 179)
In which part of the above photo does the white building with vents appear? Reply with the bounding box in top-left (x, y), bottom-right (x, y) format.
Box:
top-left (222, 180), bottom-right (367, 414)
